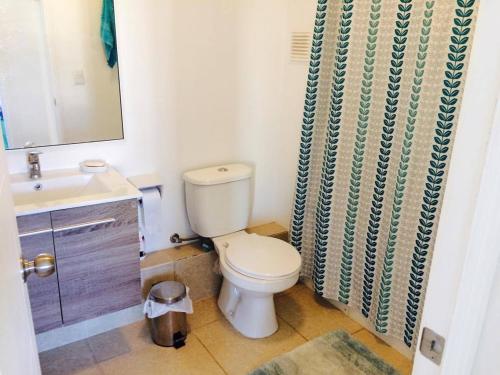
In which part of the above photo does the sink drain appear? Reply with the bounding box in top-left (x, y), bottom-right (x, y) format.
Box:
top-left (33, 183), bottom-right (42, 191)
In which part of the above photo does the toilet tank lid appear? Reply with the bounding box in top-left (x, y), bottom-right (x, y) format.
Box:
top-left (183, 163), bottom-right (252, 186)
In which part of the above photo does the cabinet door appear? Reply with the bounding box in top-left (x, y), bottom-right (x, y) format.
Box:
top-left (17, 213), bottom-right (62, 333)
top-left (51, 199), bottom-right (141, 325)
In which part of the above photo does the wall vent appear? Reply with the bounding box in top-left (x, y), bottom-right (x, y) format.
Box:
top-left (290, 32), bottom-right (312, 63)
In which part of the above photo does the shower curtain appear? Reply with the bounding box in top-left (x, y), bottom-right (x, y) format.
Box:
top-left (290, 0), bottom-right (477, 350)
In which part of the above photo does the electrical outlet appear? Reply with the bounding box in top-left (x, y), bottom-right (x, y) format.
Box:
top-left (420, 327), bottom-right (445, 365)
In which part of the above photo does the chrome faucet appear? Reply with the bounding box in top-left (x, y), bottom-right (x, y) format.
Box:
top-left (27, 151), bottom-right (42, 179)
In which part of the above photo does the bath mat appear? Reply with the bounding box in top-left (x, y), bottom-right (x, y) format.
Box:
top-left (249, 330), bottom-right (400, 375)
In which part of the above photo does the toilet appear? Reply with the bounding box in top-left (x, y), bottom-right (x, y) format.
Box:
top-left (183, 163), bottom-right (301, 338)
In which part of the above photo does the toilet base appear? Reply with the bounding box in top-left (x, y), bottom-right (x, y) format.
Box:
top-left (218, 278), bottom-right (278, 339)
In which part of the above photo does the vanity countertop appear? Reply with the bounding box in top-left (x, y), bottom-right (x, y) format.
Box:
top-left (10, 167), bottom-right (142, 216)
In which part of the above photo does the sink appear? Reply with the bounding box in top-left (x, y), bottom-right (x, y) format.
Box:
top-left (12, 174), bottom-right (109, 206)
top-left (10, 168), bottom-right (141, 215)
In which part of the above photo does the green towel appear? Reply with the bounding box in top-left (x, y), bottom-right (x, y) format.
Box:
top-left (0, 103), bottom-right (8, 150)
top-left (100, 0), bottom-right (117, 68)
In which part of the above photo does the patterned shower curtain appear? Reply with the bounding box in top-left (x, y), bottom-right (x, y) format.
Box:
top-left (290, 0), bottom-right (477, 350)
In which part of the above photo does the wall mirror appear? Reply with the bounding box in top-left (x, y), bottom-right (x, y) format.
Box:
top-left (0, 0), bottom-right (123, 150)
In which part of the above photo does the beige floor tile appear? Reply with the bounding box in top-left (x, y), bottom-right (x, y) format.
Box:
top-left (175, 252), bottom-right (222, 301)
top-left (87, 329), bottom-right (131, 363)
top-left (276, 281), bottom-right (309, 297)
top-left (188, 296), bottom-right (223, 330)
top-left (39, 340), bottom-right (97, 375)
top-left (98, 335), bottom-right (224, 375)
top-left (38, 285), bottom-right (412, 375)
top-left (118, 319), bottom-right (154, 352)
top-left (353, 329), bottom-right (413, 375)
top-left (275, 284), bottom-right (362, 340)
top-left (194, 317), bottom-right (306, 375)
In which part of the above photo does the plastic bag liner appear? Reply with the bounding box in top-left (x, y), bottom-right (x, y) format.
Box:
top-left (143, 286), bottom-right (194, 319)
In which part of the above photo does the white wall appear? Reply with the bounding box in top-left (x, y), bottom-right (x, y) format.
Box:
top-left (6, 0), bottom-right (316, 252)
top-left (0, 0), bottom-right (58, 148)
top-left (42, 0), bottom-right (123, 144)
top-left (473, 260), bottom-right (500, 374)
top-left (236, 0), bottom-right (316, 227)
top-left (411, 0), bottom-right (500, 373)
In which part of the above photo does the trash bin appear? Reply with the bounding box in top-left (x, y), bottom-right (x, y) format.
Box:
top-left (144, 281), bottom-right (193, 348)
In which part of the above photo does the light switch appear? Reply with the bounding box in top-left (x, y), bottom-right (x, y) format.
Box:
top-left (73, 69), bottom-right (86, 85)
top-left (420, 327), bottom-right (446, 365)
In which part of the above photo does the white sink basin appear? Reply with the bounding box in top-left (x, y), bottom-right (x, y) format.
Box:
top-left (10, 168), bottom-right (141, 216)
top-left (12, 174), bottom-right (109, 205)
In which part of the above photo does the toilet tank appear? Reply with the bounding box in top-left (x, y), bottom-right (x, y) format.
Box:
top-left (183, 163), bottom-right (253, 238)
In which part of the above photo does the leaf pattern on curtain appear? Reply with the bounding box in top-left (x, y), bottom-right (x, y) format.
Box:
top-left (314, 0), bottom-right (354, 294)
top-left (339, 0), bottom-right (382, 305)
top-left (360, 0), bottom-right (413, 316)
top-left (290, 0), bottom-right (477, 350)
top-left (375, 0), bottom-right (436, 335)
top-left (403, 0), bottom-right (476, 346)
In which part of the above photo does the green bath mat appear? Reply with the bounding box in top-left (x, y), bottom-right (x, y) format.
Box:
top-left (249, 330), bottom-right (400, 375)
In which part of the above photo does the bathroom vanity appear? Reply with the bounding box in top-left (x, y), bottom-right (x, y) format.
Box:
top-left (12, 168), bottom-right (142, 334)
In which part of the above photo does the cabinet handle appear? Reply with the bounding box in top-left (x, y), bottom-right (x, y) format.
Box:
top-left (18, 228), bottom-right (53, 238)
top-left (52, 218), bottom-right (116, 233)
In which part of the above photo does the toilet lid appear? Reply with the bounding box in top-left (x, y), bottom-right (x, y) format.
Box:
top-left (224, 234), bottom-right (301, 279)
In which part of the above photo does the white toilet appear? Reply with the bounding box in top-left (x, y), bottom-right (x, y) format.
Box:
top-left (183, 163), bottom-right (302, 338)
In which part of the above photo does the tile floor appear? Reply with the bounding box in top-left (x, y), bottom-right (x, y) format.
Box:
top-left (39, 283), bottom-right (413, 375)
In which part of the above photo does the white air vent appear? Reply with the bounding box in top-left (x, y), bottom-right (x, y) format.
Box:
top-left (290, 32), bottom-right (312, 63)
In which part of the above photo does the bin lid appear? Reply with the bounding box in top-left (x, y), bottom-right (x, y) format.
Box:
top-left (149, 281), bottom-right (186, 304)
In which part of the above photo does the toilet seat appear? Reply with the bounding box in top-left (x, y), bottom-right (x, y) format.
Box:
top-left (223, 234), bottom-right (301, 280)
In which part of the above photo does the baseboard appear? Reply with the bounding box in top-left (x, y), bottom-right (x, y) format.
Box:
top-left (36, 304), bottom-right (144, 353)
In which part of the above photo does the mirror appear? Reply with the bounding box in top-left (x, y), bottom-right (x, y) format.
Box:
top-left (0, 0), bottom-right (124, 150)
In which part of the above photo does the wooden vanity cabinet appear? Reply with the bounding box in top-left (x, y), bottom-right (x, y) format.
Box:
top-left (52, 199), bottom-right (141, 324)
top-left (17, 199), bottom-right (141, 333)
top-left (17, 213), bottom-right (62, 333)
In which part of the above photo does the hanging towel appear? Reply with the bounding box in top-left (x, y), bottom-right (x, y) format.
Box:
top-left (100, 0), bottom-right (117, 68)
top-left (0, 100), bottom-right (9, 150)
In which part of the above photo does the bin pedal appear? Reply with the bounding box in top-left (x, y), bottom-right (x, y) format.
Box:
top-left (173, 331), bottom-right (186, 349)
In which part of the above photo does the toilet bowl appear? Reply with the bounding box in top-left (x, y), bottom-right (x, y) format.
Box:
top-left (182, 163), bottom-right (302, 338)
top-left (213, 231), bottom-right (301, 338)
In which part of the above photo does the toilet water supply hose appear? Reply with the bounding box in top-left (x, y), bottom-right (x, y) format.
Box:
top-left (170, 233), bottom-right (201, 244)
